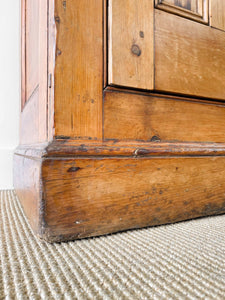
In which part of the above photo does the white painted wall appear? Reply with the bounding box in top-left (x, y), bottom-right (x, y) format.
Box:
top-left (0, 1), bottom-right (20, 189)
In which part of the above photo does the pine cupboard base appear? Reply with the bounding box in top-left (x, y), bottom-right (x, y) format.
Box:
top-left (14, 0), bottom-right (225, 242)
top-left (14, 139), bottom-right (225, 243)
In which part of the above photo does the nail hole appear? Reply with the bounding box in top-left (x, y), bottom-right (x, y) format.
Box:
top-left (67, 167), bottom-right (81, 173)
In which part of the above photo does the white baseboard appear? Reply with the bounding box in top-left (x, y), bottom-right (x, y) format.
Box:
top-left (0, 148), bottom-right (15, 189)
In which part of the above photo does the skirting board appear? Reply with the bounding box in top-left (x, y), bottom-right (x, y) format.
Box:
top-left (14, 141), bottom-right (225, 242)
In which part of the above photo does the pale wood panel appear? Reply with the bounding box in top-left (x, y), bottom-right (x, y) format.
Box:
top-left (108, 0), bottom-right (154, 90)
top-left (155, 0), bottom-right (208, 23)
top-left (20, 89), bottom-right (39, 144)
top-left (54, 0), bottom-right (103, 140)
top-left (42, 156), bottom-right (225, 241)
top-left (38, 0), bottom-right (48, 142)
top-left (20, 0), bottom-right (48, 144)
top-left (104, 91), bottom-right (225, 143)
top-left (48, 0), bottom-right (56, 141)
top-left (210, 0), bottom-right (225, 31)
top-left (26, 0), bottom-right (39, 101)
top-left (155, 10), bottom-right (225, 100)
top-left (104, 0), bottom-right (108, 88)
top-left (14, 153), bottom-right (42, 233)
top-left (21, 0), bottom-right (26, 108)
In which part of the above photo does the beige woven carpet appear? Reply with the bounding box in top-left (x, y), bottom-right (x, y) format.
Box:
top-left (1, 191), bottom-right (225, 299)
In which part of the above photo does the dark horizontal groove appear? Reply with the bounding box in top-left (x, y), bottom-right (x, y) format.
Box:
top-left (104, 85), bottom-right (225, 105)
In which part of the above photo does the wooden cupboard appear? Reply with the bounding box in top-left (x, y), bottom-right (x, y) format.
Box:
top-left (14, 0), bottom-right (225, 242)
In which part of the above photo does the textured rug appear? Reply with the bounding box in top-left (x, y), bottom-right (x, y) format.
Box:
top-left (1, 190), bottom-right (225, 299)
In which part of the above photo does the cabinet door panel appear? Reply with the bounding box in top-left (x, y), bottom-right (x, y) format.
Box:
top-left (210, 0), bottom-right (225, 31)
top-left (155, 10), bottom-right (225, 99)
top-left (108, 0), bottom-right (225, 100)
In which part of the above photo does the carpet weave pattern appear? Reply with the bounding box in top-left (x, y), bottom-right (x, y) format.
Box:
top-left (1, 190), bottom-right (225, 299)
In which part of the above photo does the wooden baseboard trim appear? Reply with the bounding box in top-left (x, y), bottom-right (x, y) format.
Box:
top-left (38, 140), bottom-right (225, 157)
top-left (14, 141), bottom-right (225, 242)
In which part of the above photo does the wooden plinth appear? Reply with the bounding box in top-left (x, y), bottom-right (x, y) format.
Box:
top-left (14, 140), bottom-right (225, 242)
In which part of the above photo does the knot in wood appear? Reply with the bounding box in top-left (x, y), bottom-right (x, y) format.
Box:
top-left (131, 44), bottom-right (141, 56)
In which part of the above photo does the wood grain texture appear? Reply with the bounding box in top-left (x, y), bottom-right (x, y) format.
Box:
top-left (25, 0), bottom-right (39, 102)
top-left (104, 90), bottom-right (225, 143)
top-left (16, 0), bottom-right (225, 243)
top-left (210, 0), bottom-right (225, 31)
top-left (41, 156), bottom-right (225, 242)
top-left (155, 0), bottom-right (208, 23)
top-left (54, 0), bottom-right (103, 140)
top-left (20, 0), bottom-right (48, 144)
top-left (46, 140), bottom-right (225, 157)
top-left (20, 88), bottom-right (40, 144)
top-left (48, 0), bottom-right (56, 141)
top-left (104, 0), bottom-right (108, 88)
top-left (38, 0), bottom-right (48, 143)
top-left (108, 0), bottom-right (154, 90)
top-left (13, 152), bottom-right (43, 234)
top-left (14, 140), bottom-right (225, 242)
top-left (16, 140), bottom-right (225, 158)
top-left (155, 9), bottom-right (225, 100)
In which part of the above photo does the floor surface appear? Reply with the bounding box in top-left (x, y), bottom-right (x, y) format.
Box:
top-left (1, 190), bottom-right (225, 299)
